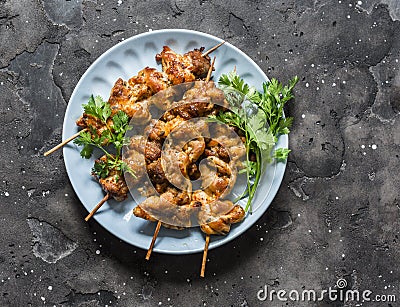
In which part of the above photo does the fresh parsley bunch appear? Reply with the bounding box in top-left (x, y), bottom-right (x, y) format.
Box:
top-left (73, 95), bottom-right (133, 179)
top-left (211, 71), bottom-right (298, 212)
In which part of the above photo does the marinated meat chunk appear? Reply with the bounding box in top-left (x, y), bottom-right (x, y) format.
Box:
top-left (92, 155), bottom-right (129, 202)
top-left (156, 46), bottom-right (211, 85)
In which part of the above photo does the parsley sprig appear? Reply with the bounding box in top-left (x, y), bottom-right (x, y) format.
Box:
top-left (73, 95), bottom-right (134, 179)
top-left (212, 71), bottom-right (298, 212)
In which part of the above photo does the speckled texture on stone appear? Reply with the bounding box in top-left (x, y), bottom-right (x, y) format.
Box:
top-left (0, 0), bottom-right (399, 306)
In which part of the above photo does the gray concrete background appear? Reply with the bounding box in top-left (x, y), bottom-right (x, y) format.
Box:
top-left (0, 0), bottom-right (399, 306)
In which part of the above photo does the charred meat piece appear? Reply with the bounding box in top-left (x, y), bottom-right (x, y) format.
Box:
top-left (169, 101), bottom-right (215, 120)
top-left (145, 119), bottom-right (167, 142)
top-left (156, 46), bottom-right (211, 85)
top-left (146, 158), bottom-right (167, 185)
top-left (161, 147), bottom-right (191, 191)
top-left (108, 76), bottom-right (153, 123)
top-left (128, 67), bottom-right (170, 94)
top-left (145, 140), bottom-right (163, 162)
top-left (133, 192), bottom-right (198, 228)
top-left (92, 155), bottom-right (129, 202)
top-left (183, 81), bottom-right (226, 105)
top-left (199, 201), bottom-right (245, 235)
top-left (76, 114), bottom-right (112, 139)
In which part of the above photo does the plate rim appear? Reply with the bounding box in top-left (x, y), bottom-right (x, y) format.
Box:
top-left (63, 29), bottom-right (288, 254)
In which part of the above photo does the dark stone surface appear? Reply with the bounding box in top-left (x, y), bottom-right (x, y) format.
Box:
top-left (0, 0), bottom-right (399, 306)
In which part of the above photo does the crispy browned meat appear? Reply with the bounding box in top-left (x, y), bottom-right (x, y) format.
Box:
top-left (145, 120), bottom-right (167, 142)
top-left (93, 155), bottom-right (129, 202)
top-left (183, 81), bottom-right (226, 105)
top-left (133, 193), bottom-right (198, 228)
top-left (128, 135), bottom-right (146, 154)
top-left (145, 140), bottom-right (162, 162)
top-left (156, 46), bottom-right (211, 85)
top-left (129, 67), bottom-right (170, 93)
top-left (148, 84), bottom-right (192, 111)
top-left (108, 75), bottom-right (154, 122)
top-left (133, 206), bottom-right (157, 222)
top-left (146, 158), bottom-right (167, 185)
top-left (76, 114), bottom-right (112, 138)
top-left (199, 202), bottom-right (245, 235)
top-left (123, 147), bottom-right (146, 188)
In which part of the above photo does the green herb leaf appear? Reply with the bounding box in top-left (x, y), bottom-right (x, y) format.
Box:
top-left (273, 148), bottom-right (291, 161)
top-left (216, 71), bottom-right (298, 212)
top-left (83, 95), bottom-right (111, 123)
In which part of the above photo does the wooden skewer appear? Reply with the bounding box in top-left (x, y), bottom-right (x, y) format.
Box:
top-left (202, 41), bottom-right (225, 57)
top-left (205, 56), bottom-right (216, 82)
top-left (146, 220), bottom-right (162, 260)
top-left (199, 59), bottom-right (215, 277)
top-left (44, 128), bottom-right (88, 156)
top-left (200, 234), bottom-right (210, 277)
top-left (85, 193), bottom-right (110, 221)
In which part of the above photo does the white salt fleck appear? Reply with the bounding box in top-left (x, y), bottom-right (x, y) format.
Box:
top-left (371, 144), bottom-right (377, 150)
top-left (308, 229), bottom-right (312, 233)
top-left (326, 267), bottom-right (329, 270)
top-left (301, 114), bottom-right (305, 118)
top-left (335, 196), bottom-right (339, 200)
top-left (363, 152), bottom-right (366, 155)
top-left (332, 83), bottom-right (336, 87)
top-left (48, 286), bottom-right (52, 291)
top-left (297, 213), bottom-right (301, 217)
top-left (117, 0), bottom-right (122, 5)
top-left (305, 82), bottom-right (309, 87)
top-left (357, 0), bottom-right (362, 5)
top-left (260, 237), bottom-right (264, 241)
top-left (342, 254), bottom-right (345, 258)
top-left (41, 297), bottom-right (45, 301)
top-left (361, 144), bottom-right (365, 149)
top-left (4, 192), bottom-right (9, 197)
top-left (96, 250), bottom-right (100, 255)
top-left (347, 15), bottom-right (351, 19)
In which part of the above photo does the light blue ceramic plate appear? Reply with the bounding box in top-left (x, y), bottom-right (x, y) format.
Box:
top-left (63, 29), bottom-right (287, 254)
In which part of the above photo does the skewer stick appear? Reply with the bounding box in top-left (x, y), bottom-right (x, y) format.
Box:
top-left (199, 59), bottom-right (215, 277)
top-left (44, 128), bottom-right (88, 156)
top-left (202, 41), bottom-right (225, 57)
top-left (200, 234), bottom-right (210, 278)
top-left (85, 193), bottom-right (110, 221)
top-left (146, 220), bottom-right (162, 260)
top-left (205, 56), bottom-right (216, 82)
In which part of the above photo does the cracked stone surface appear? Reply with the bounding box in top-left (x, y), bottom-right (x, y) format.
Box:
top-left (27, 217), bottom-right (78, 264)
top-left (0, 0), bottom-right (399, 306)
